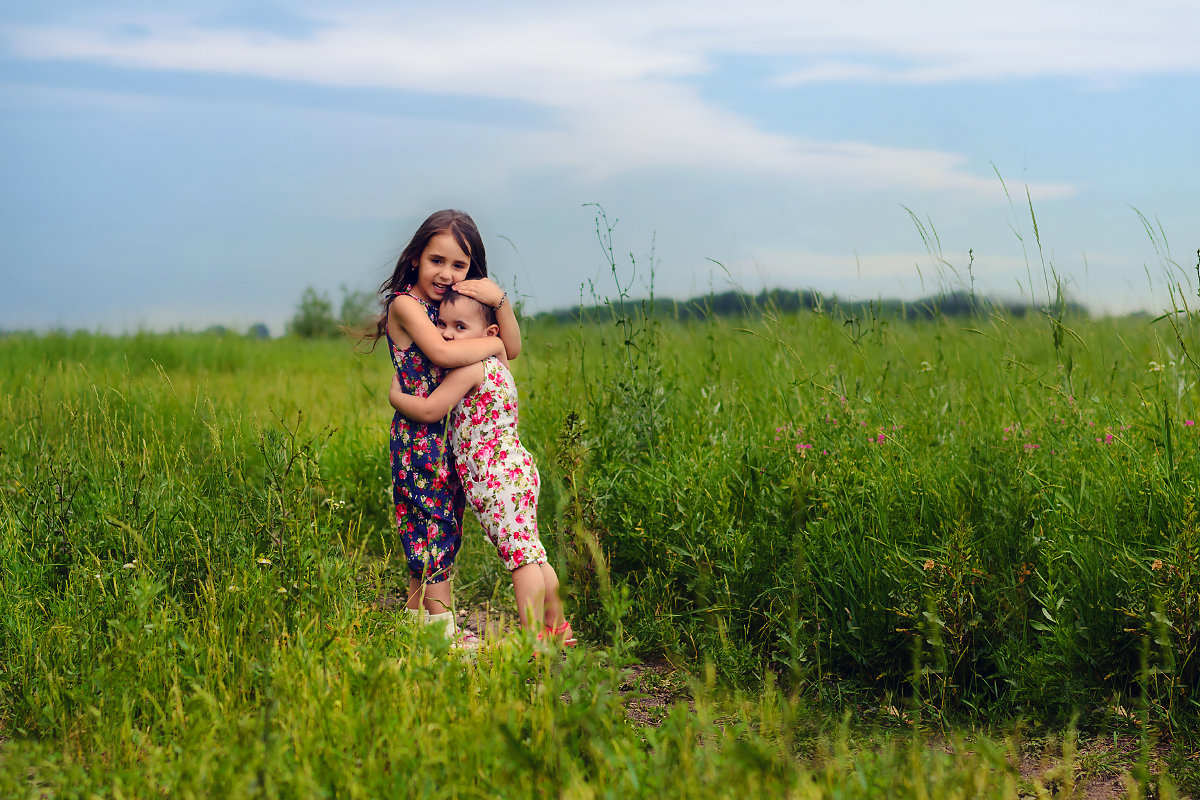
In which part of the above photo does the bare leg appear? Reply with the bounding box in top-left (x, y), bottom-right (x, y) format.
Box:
top-left (511, 564), bottom-right (546, 629)
top-left (406, 576), bottom-right (453, 615)
top-left (539, 563), bottom-right (565, 630)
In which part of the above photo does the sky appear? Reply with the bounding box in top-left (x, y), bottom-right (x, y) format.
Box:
top-left (2, 0), bottom-right (1198, 334)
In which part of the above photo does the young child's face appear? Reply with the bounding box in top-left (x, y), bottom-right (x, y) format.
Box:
top-left (437, 298), bottom-right (497, 341)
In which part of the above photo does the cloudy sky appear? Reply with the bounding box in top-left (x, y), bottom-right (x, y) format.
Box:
top-left (2, 1), bottom-right (1198, 333)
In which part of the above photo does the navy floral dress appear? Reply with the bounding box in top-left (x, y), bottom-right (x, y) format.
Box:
top-left (387, 290), bottom-right (465, 583)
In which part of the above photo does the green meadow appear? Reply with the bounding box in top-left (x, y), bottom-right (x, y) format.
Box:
top-left (1, 296), bottom-right (1197, 796)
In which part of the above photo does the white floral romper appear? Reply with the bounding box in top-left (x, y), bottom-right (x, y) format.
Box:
top-left (449, 357), bottom-right (548, 571)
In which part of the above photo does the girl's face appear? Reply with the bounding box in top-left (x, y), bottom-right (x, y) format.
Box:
top-left (410, 231), bottom-right (471, 304)
top-left (437, 299), bottom-right (499, 341)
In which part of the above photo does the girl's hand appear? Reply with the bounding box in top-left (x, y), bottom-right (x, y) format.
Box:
top-left (452, 278), bottom-right (504, 309)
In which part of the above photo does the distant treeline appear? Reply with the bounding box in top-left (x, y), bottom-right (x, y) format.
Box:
top-left (531, 288), bottom-right (1089, 324)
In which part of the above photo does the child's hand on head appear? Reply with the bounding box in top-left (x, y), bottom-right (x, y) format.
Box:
top-left (452, 278), bottom-right (504, 310)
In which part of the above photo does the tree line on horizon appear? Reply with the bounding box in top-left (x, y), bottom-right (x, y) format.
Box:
top-left (526, 287), bottom-right (1092, 326)
top-left (282, 286), bottom-right (1093, 337)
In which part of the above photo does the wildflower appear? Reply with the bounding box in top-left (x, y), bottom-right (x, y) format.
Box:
top-left (277, 587), bottom-right (288, 594)
top-left (1024, 443), bottom-right (1040, 451)
top-left (123, 560), bottom-right (137, 570)
top-left (1151, 559), bottom-right (1163, 571)
top-left (920, 361), bottom-right (933, 372)
top-left (796, 443), bottom-right (813, 452)
top-left (922, 559), bottom-right (935, 571)
top-left (1185, 420), bottom-right (1195, 427)
top-left (1149, 361), bottom-right (1163, 372)
top-left (257, 557), bottom-right (272, 567)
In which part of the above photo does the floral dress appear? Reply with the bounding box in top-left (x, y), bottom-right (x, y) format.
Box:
top-left (449, 356), bottom-right (548, 572)
top-left (387, 290), bottom-right (465, 584)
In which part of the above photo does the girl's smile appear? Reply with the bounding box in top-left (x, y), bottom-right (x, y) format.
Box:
top-left (411, 231), bottom-right (471, 303)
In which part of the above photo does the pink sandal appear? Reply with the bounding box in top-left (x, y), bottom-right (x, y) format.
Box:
top-left (450, 626), bottom-right (482, 651)
top-left (541, 621), bottom-right (577, 647)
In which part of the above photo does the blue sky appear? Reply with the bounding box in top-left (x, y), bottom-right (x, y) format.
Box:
top-left (2, 1), bottom-right (1198, 333)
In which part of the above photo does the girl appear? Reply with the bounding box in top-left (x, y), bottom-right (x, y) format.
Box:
top-left (389, 289), bottom-right (575, 645)
top-left (371, 209), bottom-right (520, 644)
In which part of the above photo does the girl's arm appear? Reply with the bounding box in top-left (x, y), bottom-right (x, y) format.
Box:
top-left (389, 294), bottom-right (504, 368)
top-left (389, 364), bottom-right (485, 423)
top-left (453, 278), bottom-right (521, 360)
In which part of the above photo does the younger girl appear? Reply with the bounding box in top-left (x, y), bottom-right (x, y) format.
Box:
top-left (389, 290), bottom-right (575, 645)
top-left (372, 209), bottom-right (520, 643)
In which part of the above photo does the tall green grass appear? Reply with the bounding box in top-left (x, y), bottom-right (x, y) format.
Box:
top-left (533, 304), bottom-right (1198, 730)
top-left (0, 311), bottom-right (1195, 794)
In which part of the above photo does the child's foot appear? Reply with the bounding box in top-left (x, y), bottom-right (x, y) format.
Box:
top-left (451, 626), bottom-right (482, 652)
top-left (540, 620), bottom-right (577, 647)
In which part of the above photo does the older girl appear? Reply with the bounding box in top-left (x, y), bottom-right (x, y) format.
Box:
top-left (371, 210), bottom-right (519, 644)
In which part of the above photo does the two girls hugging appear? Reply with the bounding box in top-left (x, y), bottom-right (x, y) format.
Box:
top-left (368, 209), bottom-right (573, 651)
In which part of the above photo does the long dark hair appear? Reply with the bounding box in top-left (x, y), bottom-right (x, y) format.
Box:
top-left (370, 209), bottom-right (488, 341)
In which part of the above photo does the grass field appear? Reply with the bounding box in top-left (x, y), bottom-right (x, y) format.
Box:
top-left (1, 298), bottom-right (1197, 796)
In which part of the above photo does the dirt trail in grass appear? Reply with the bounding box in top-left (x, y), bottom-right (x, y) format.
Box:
top-left (374, 588), bottom-right (1194, 799)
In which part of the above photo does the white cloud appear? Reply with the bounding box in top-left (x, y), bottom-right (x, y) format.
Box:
top-left (12, 2), bottom-right (1175, 196)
